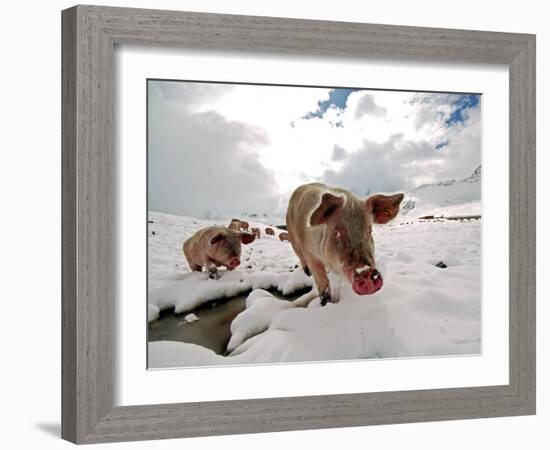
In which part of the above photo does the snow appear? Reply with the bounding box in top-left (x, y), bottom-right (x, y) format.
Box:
top-left (183, 313), bottom-right (199, 323)
top-left (227, 289), bottom-right (296, 352)
top-left (149, 341), bottom-right (227, 367)
top-left (148, 212), bottom-right (312, 318)
top-left (400, 166), bottom-right (481, 218)
top-left (148, 208), bottom-right (481, 367)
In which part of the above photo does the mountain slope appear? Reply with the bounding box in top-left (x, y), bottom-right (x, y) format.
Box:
top-left (400, 166), bottom-right (481, 218)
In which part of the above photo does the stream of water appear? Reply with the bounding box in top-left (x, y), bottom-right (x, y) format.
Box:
top-left (148, 288), bottom-right (309, 355)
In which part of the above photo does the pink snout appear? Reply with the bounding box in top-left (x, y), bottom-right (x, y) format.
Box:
top-left (228, 257), bottom-right (241, 269)
top-left (352, 268), bottom-right (383, 295)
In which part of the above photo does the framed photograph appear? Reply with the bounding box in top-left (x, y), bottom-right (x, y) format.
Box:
top-left (62, 5), bottom-right (536, 444)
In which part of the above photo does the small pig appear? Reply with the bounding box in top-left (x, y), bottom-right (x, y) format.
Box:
top-left (239, 220), bottom-right (250, 231)
top-left (286, 182), bottom-right (403, 306)
top-left (228, 219), bottom-right (241, 231)
top-left (250, 227), bottom-right (261, 239)
top-left (183, 226), bottom-right (255, 279)
top-left (279, 232), bottom-right (289, 241)
top-left (265, 227), bottom-right (275, 236)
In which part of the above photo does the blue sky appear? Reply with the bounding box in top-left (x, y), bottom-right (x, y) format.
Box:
top-left (303, 89), bottom-right (480, 127)
top-left (302, 88), bottom-right (359, 119)
top-left (445, 94), bottom-right (480, 126)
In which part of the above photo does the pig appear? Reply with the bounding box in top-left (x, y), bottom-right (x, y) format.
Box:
top-left (228, 219), bottom-right (241, 231)
top-left (279, 232), bottom-right (289, 241)
top-left (183, 226), bottom-right (255, 279)
top-left (265, 227), bottom-right (275, 236)
top-left (286, 182), bottom-right (404, 306)
top-left (250, 227), bottom-right (261, 239)
top-left (239, 220), bottom-right (250, 231)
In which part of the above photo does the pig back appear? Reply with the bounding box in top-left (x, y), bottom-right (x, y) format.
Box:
top-left (184, 226), bottom-right (223, 266)
top-left (287, 183), bottom-right (334, 242)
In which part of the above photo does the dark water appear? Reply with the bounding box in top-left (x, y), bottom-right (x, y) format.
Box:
top-left (148, 288), bottom-right (309, 355)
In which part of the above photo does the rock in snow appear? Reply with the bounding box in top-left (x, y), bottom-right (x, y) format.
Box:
top-left (183, 313), bottom-right (200, 324)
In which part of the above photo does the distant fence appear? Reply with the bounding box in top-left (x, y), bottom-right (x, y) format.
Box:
top-left (445, 215), bottom-right (482, 221)
top-left (418, 214), bottom-right (481, 221)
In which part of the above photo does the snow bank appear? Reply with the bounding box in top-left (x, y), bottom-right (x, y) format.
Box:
top-left (227, 289), bottom-right (296, 352)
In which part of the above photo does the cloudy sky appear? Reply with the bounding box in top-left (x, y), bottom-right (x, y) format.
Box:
top-left (148, 80), bottom-right (481, 218)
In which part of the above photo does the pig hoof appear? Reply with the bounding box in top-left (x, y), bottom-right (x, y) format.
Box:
top-left (320, 292), bottom-right (331, 306)
top-left (303, 266), bottom-right (311, 276)
top-left (208, 269), bottom-right (220, 280)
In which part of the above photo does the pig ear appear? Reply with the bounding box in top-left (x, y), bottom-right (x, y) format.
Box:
top-left (310, 192), bottom-right (344, 226)
top-left (240, 232), bottom-right (255, 245)
top-left (366, 193), bottom-right (405, 224)
top-left (210, 232), bottom-right (226, 246)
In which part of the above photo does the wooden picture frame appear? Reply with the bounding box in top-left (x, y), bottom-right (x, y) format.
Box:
top-left (61, 5), bottom-right (536, 444)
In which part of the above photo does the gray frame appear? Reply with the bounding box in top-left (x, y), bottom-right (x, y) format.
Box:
top-left (62, 5), bottom-right (536, 444)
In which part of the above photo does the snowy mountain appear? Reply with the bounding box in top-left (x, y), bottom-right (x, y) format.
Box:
top-left (238, 211), bottom-right (287, 228)
top-left (162, 166), bottom-right (481, 232)
top-left (400, 166), bottom-right (481, 218)
top-left (239, 166), bottom-right (482, 225)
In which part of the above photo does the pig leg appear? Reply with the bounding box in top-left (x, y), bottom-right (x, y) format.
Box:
top-left (204, 260), bottom-right (220, 280)
top-left (306, 255), bottom-right (331, 306)
top-left (207, 266), bottom-right (219, 280)
top-left (289, 236), bottom-right (311, 276)
top-left (183, 245), bottom-right (202, 272)
top-left (188, 262), bottom-right (202, 272)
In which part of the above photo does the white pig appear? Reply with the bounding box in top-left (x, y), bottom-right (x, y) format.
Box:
top-left (286, 183), bottom-right (403, 305)
top-left (183, 226), bottom-right (255, 279)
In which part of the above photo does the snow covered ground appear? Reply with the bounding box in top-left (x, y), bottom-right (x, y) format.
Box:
top-left (148, 213), bottom-right (312, 321)
top-left (148, 206), bottom-right (482, 368)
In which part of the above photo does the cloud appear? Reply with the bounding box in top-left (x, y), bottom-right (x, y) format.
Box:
top-left (331, 145), bottom-right (348, 161)
top-left (322, 139), bottom-right (406, 196)
top-left (354, 93), bottom-right (387, 118)
top-left (148, 81), bottom-right (481, 218)
top-left (148, 82), bottom-right (279, 218)
top-left (407, 93), bottom-right (480, 132)
top-left (324, 90), bottom-right (480, 186)
top-left (204, 84), bottom-right (334, 193)
top-left (153, 80), bottom-right (233, 109)
top-left (319, 97), bottom-right (481, 195)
